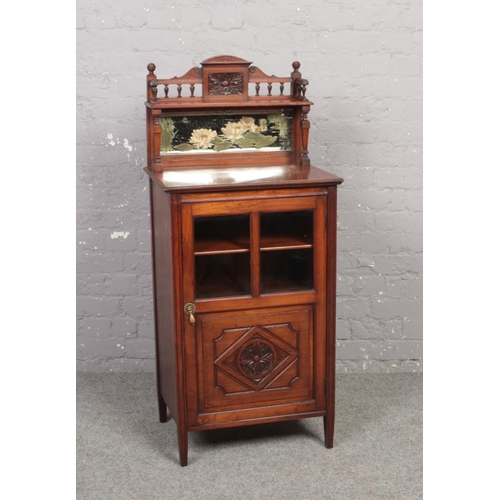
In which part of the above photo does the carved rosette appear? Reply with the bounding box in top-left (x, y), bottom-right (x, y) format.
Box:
top-left (214, 325), bottom-right (301, 392)
top-left (208, 73), bottom-right (244, 95)
top-left (238, 341), bottom-right (275, 378)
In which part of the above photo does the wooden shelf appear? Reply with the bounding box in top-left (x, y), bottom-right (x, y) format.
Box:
top-left (261, 277), bottom-right (314, 294)
top-left (194, 238), bottom-right (250, 256)
top-left (195, 235), bottom-right (313, 255)
top-left (146, 96), bottom-right (313, 110)
top-left (196, 281), bottom-right (251, 299)
top-left (260, 235), bottom-right (312, 251)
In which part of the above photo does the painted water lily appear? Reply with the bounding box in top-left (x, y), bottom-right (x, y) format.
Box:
top-left (239, 116), bottom-right (256, 131)
top-left (248, 118), bottom-right (269, 134)
top-left (189, 128), bottom-right (217, 149)
top-left (221, 121), bottom-right (246, 142)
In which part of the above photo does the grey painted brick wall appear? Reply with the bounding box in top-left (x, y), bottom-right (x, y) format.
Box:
top-left (76, 0), bottom-right (422, 373)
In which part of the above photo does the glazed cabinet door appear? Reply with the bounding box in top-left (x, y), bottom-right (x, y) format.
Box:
top-left (180, 194), bottom-right (327, 428)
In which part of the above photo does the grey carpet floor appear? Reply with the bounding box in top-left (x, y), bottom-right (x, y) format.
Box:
top-left (77, 373), bottom-right (422, 500)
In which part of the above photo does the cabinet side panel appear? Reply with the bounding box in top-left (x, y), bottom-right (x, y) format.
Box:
top-left (325, 186), bottom-right (338, 446)
top-left (151, 181), bottom-right (178, 422)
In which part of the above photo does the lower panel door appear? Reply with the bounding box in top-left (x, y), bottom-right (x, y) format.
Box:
top-left (187, 304), bottom-right (325, 427)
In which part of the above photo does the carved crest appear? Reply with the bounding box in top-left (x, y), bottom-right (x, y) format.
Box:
top-left (201, 55), bottom-right (252, 66)
top-left (208, 73), bottom-right (244, 95)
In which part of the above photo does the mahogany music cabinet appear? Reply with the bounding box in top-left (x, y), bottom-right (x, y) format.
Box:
top-left (144, 55), bottom-right (343, 466)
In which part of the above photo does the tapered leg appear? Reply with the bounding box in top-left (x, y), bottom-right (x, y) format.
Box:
top-left (158, 394), bottom-right (167, 423)
top-left (178, 424), bottom-right (188, 467)
top-left (324, 414), bottom-right (334, 449)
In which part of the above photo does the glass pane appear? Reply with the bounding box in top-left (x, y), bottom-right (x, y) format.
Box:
top-left (195, 254), bottom-right (250, 299)
top-left (261, 249), bottom-right (314, 294)
top-left (260, 211), bottom-right (313, 250)
top-left (194, 214), bottom-right (250, 299)
top-left (194, 215), bottom-right (249, 255)
top-left (159, 110), bottom-right (293, 155)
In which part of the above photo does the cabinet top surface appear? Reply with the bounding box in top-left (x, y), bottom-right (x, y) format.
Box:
top-left (145, 164), bottom-right (343, 193)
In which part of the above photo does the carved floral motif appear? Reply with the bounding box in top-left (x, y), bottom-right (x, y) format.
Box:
top-left (238, 341), bottom-right (274, 377)
top-left (214, 325), bottom-right (300, 392)
top-left (208, 73), bottom-right (244, 95)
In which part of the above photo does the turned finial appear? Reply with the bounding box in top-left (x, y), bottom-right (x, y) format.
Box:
top-left (292, 61), bottom-right (301, 72)
top-left (147, 63), bottom-right (156, 75)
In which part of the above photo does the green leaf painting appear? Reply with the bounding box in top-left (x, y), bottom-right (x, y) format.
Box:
top-left (173, 143), bottom-right (194, 151)
top-left (234, 137), bottom-right (256, 149)
top-left (254, 136), bottom-right (277, 149)
top-left (213, 141), bottom-right (233, 151)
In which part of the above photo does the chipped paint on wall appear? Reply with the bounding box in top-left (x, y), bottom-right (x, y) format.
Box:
top-left (123, 138), bottom-right (133, 152)
top-left (110, 231), bottom-right (130, 239)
